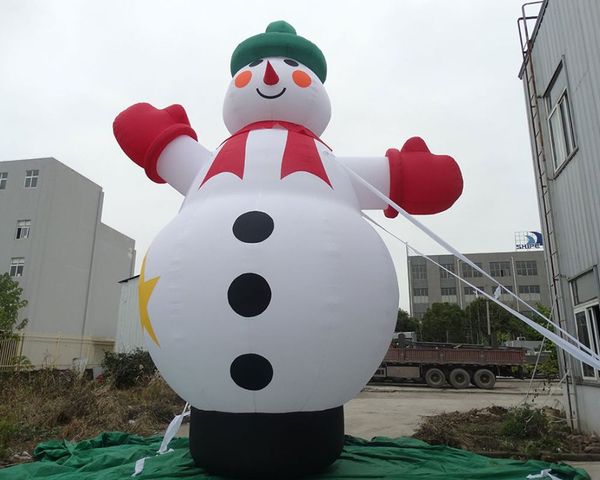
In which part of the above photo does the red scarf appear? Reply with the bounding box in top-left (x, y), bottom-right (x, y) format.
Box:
top-left (199, 121), bottom-right (332, 188)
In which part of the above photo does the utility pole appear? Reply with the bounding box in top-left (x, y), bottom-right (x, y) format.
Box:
top-left (511, 255), bottom-right (519, 312)
top-left (406, 243), bottom-right (413, 317)
top-left (486, 300), bottom-right (491, 344)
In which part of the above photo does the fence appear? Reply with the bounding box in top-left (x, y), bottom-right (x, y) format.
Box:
top-left (0, 333), bottom-right (114, 370)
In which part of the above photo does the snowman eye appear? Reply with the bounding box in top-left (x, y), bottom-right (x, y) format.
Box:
top-left (284, 59), bottom-right (299, 67)
top-left (248, 59), bottom-right (263, 67)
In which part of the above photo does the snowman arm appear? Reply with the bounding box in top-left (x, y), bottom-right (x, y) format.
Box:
top-left (383, 138), bottom-right (463, 217)
top-left (340, 137), bottom-right (463, 216)
top-left (156, 136), bottom-right (211, 194)
top-left (339, 156), bottom-right (390, 210)
top-left (113, 102), bottom-right (210, 194)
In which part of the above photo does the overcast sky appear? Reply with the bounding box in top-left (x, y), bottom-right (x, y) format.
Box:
top-left (0, 1), bottom-right (540, 310)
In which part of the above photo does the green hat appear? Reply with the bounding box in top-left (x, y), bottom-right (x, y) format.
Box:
top-left (230, 20), bottom-right (327, 83)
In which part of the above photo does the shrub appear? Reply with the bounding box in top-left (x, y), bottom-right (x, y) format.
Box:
top-left (538, 343), bottom-right (560, 378)
top-left (0, 419), bottom-right (17, 458)
top-left (501, 405), bottom-right (548, 439)
top-left (102, 349), bottom-right (156, 389)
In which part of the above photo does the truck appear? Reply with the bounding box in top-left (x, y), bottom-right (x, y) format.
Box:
top-left (372, 339), bottom-right (526, 389)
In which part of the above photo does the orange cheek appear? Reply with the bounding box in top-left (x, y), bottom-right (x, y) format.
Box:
top-left (292, 70), bottom-right (312, 88)
top-left (234, 70), bottom-right (252, 88)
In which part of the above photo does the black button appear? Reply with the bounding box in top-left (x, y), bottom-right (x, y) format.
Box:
top-left (230, 353), bottom-right (273, 390)
top-left (232, 211), bottom-right (274, 243)
top-left (228, 273), bottom-right (271, 317)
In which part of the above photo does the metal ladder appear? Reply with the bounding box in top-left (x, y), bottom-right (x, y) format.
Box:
top-left (517, 1), bottom-right (576, 427)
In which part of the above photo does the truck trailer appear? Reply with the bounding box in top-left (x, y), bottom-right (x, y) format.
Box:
top-left (372, 340), bottom-right (526, 389)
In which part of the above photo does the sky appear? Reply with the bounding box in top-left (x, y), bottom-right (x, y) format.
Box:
top-left (0, 1), bottom-right (541, 310)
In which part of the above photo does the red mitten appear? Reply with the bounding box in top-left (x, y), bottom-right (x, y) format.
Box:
top-left (384, 137), bottom-right (463, 218)
top-left (113, 103), bottom-right (198, 183)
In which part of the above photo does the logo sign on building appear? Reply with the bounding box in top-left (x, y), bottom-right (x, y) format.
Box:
top-left (515, 231), bottom-right (543, 250)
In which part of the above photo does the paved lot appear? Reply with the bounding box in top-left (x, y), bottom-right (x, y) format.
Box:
top-left (178, 379), bottom-right (600, 477)
top-left (346, 379), bottom-right (563, 438)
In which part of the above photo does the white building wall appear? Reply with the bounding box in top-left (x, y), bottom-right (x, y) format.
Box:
top-left (85, 223), bottom-right (136, 339)
top-left (0, 158), bottom-right (136, 367)
top-left (0, 158), bottom-right (100, 336)
top-left (521, 0), bottom-right (600, 434)
top-left (115, 276), bottom-right (145, 353)
top-left (526, 1), bottom-right (600, 275)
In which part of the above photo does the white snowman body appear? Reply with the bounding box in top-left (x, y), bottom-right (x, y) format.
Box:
top-left (141, 56), bottom-right (399, 414)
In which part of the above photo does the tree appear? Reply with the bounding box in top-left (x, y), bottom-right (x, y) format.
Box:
top-left (530, 303), bottom-right (559, 378)
top-left (0, 273), bottom-right (28, 339)
top-left (464, 297), bottom-right (537, 346)
top-left (395, 309), bottom-right (419, 333)
top-left (420, 303), bottom-right (466, 343)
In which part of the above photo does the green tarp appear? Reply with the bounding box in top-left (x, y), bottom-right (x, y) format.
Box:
top-left (0, 432), bottom-right (590, 479)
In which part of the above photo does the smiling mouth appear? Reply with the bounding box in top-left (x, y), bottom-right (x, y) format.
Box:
top-left (256, 88), bottom-right (286, 99)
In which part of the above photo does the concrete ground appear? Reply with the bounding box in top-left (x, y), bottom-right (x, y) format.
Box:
top-left (346, 379), bottom-right (563, 438)
top-left (177, 379), bottom-right (599, 478)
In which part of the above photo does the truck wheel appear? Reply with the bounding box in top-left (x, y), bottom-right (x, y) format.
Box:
top-left (425, 368), bottom-right (446, 388)
top-left (473, 369), bottom-right (496, 389)
top-left (449, 368), bottom-right (471, 389)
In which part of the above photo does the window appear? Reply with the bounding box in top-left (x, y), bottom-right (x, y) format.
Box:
top-left (545, 63), bottom-right (576, 171)
top-left (24, 169), bottom-right (39, 188)
top-left (413, 288), bottom-right (429, 304)
top-left (441, 287), bottom-right (457, 303)
top-left (501, 285), bottom-right (514, 299)
top-left (516, 260), bottom-right (538, 276)
top-left (518, 285), bottom-right (541, 301)
top-left (9, 258), bottom-right (25, 277)
top-left (0, 172), bottom-right (7, 189)
top-left (440, 263), bottom-right (455, 279)
top-left (548, 93), bottom-right (576, 170)
top-left (490, 261), bottom-right (511, 277)
top-left (464, 286), bottom-right (484, 296)
top-left (492, 285), bottom-right (513, 299)
top-left (572, 271), bottom-right (597, 306)
top-left (15, 220), bottom-right (31, 239)
top-left (411, 264), bottom-right (427, 280)
top-left (462, 262), bottom-right (483, 278)
top-left (571, 272), bottom-right (599, 380)
top-left (574, 306), bottom-right (600, 380)
top-left (518, 285), bottom-right (540, 294)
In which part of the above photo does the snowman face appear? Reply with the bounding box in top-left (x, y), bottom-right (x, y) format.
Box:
top-left (223, 57), bottom-right (331, 136)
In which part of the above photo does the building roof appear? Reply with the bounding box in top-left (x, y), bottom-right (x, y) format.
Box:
top-left (119, 275), bottom-right (140, 284)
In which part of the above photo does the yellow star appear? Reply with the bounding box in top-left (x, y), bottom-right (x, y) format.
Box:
top-left (138, 255), bottom-right (160, 347)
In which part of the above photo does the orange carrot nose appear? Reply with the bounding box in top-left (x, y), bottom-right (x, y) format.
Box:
top-left (263, 61), bottom-right (279, 85)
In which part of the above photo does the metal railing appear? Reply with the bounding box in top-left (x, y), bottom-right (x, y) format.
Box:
top-left (0, 333), bottom-right (114, 371)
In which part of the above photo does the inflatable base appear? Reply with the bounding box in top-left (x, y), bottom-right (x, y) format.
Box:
top-left (189, 406), bottom-right (345, 478)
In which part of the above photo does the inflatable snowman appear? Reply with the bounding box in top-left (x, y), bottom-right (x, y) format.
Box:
top-left (114, 21), bottom-right (462, 478)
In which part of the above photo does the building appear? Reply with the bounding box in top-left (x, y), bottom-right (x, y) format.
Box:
top-left (0, 158), bottom-right (135, 368)
top-left (518, 0), bottom-right (600, 433)
top-left (408, 250), bottom-right (550, 319)
top-left (115, 275), bottom-right (144, 353)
